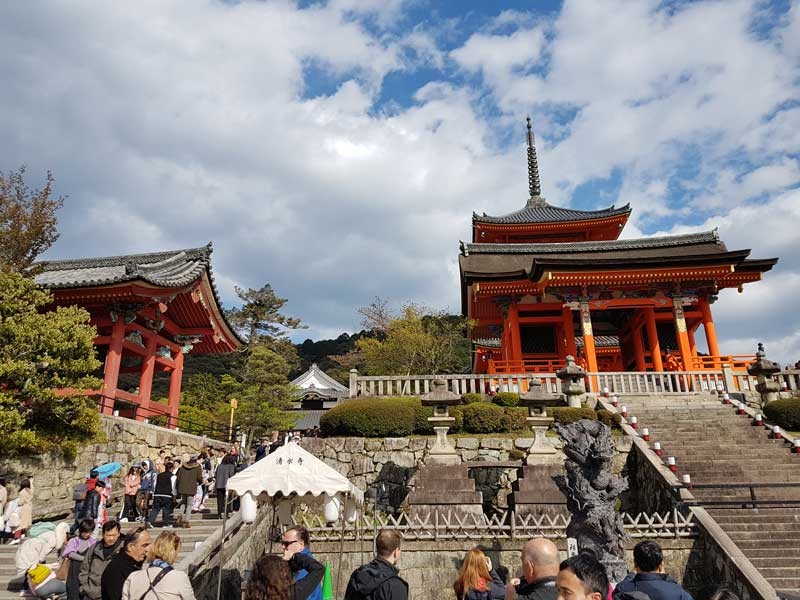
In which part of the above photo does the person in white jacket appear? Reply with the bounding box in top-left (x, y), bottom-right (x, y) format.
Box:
top-left (121, 531), bottom-right (195, 600)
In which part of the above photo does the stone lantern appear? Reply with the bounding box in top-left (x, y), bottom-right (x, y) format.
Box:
top-left (519, 377), bottom-right (560, 454)
top-left (747, 343), bottom-right (781, 406)
top-left (556, 355), bottom-right (587, 408)
top-left (420, 378), bottom-right (461, 465)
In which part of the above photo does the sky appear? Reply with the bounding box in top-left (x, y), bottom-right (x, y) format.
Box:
top-left (1, 0), bottom-right (799, 362)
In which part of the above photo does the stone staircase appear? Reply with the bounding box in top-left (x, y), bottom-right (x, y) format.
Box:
top-left (0, 497), bottom-right (223, 600)
top-left (622, 395), bottom-right (800, 596)
top-left (406, 465), bottom-right (483, 518)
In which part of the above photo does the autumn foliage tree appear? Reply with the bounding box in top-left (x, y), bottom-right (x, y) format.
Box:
top-left (0, 166), bottom-right (65, 274)
top-left (354, 302), bottom-right (472, 376)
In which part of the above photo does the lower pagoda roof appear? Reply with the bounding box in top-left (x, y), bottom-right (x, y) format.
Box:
top-left (459, 230), bottom-right (778, 282)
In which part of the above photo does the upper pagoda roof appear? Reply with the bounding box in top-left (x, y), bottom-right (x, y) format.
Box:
top-left (473, 198), bottom-right (632, 225)
top-left (473, 117), bottom-right (632, 228)
top-left (35, 244), bottom-right (214, 289)
top-left (291, 363), bottom-right (348, 399)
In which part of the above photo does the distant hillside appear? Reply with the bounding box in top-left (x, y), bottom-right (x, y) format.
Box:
top-left (126, 330), bottom-right (370, 397)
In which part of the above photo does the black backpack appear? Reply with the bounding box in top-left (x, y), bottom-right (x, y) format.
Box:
top-left (72, 482), bottom-right (88, 501)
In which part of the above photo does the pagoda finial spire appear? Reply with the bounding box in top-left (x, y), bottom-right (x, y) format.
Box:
top-left (526, 116), bottom-right (543, 203)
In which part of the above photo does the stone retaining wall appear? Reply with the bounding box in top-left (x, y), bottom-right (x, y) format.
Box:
top-left (300, 434), bottom-right (633, 513)
top-left (0, 415), bottom-right (228, 519)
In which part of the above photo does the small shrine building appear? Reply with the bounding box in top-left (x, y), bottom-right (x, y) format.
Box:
top-left (460, 119), bottom-right (779, 374)
top-left (289, 363), bottom-right (347, 430)
top-left (35, 243), bottom-right (241, 427)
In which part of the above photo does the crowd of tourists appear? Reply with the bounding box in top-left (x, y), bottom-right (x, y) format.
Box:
top-left (243, 529), bottom-right (732, 600)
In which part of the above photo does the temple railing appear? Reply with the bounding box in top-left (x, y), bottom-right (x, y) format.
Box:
top-left (488, 358), bottom-right (562, 373)
top-left (291, 509), bottom-right (697, 541)
top-left (586, 371), bottom-right (725, 395)
top-left (348, 369), bottom-right (798, 398)
top-left (348, 372), bottom-right (559, 397)
top-left (691, 354), bottom-right (756, 370)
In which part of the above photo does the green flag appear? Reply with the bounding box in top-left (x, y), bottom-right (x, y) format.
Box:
top-left (322, 562), bottom-right (334, 600)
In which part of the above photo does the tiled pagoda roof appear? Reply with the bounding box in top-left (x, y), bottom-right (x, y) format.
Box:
top-left (473, 198), bottom-right (631, 225)
top-left (35, 244), bottom-right (214, 289)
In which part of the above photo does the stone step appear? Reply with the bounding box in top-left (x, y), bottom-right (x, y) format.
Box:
top-left (736, 547), bottom-right (800, 558)
top-left (720, 522), bottom-right (800, 533)
top-left (406, 491), bottom-right (483, 505)
top-left (750, 558), bottom-right (800, 568)
top-left (413, 479), bottom-right (480, 492)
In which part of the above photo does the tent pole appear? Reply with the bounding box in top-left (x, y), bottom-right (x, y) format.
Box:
top-left (215, 491), bottom-right (229, 600)
top-left (335, 492), bottom-right (347, 599)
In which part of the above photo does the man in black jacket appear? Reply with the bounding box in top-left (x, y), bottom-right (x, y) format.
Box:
top-left (344, 529), bottom-right (408, 600)
top-left (100, 527), bottom-right (151, 600)
top-left (613, 541), bottom-right (693, 600)
top-left (511, 538), bottom-right (560, 600)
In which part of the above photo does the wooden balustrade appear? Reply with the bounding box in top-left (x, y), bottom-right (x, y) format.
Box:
top-left (691, 354), bottom-right (757, 370)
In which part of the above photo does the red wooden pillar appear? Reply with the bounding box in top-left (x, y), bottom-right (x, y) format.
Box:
top-left (562, 306), bottom-right (577, 358)
top-left (101, 319), bottom-right (126, 415)
top-left (579, 301), bottom-right (599, 373)
top-left (631, 324), bottom-right (646, 371)
top-left (555, 324), bottom-right (566, 364)
top-left (507, 303), bottom-right (523, 363)
top-left (700, 299), bottom-right (720, 357)
top-left (167, 350), bottom-right (184, 429)
top-left (137, 333), bottom-right (157, 417)
top-left (645, 308), bottom-right (663, 372)
top-left (673, 298), bottom-right (693, 371)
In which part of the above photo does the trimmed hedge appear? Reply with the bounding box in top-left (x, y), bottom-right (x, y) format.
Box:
top-left (461, 393), bottom-right (485, 405)
top-left (493, 392), bottom-right (520, 407)
top-left (597, 409), bottom-right (623, 428)
top-left (462, 403), bottom-right (506, 433)
top-left (321, 397), bottom-right (463, 437)
top-left (503, 407), bottom-right (530, 432)
top-left (551, 407), bottom-right (598, 425)
top-left (320, 397), bottom-right (416, 437)
top-left (764, 398), bottom-right (800, 430)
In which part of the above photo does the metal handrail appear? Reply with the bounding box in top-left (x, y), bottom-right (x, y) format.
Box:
top-left (673, 482), bottom-right (800, 508)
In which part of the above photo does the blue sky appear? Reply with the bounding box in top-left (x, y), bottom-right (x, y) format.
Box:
top-left (1, 0), bottom-right (799, 361)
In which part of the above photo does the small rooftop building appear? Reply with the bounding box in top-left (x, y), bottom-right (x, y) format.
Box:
top-left (34, 243), bottom-right (241, 427)
top-left (289, 363), bottom-right (347, 430)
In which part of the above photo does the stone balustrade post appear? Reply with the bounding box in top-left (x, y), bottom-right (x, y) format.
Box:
top-left (349, 369), bottom-right (359, 398)
top-left (721, 363), bottom-right (736, 394)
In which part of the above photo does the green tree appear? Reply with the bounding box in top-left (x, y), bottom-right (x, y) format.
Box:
top-left (0, 166), bottom-right (65, 273)
top-left (355, 304), bottom-right (472, 376)
top-left (226, 283), bottom-right (305, 370)
top-left (0, 271), bottom-right (102, 456)
top-left (236, 345), bottom-right (296, 441)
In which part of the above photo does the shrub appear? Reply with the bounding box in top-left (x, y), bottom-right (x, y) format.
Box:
top-left (503, 407), bottom-right (530, 432)
top-left (493, 392), bottom-right (520, 407)
top-left (597, 409), bottom-right (623, 428)
top-left (320, 397), bottom-right (416, 437)
top-left (551, 407), bottom-right (597, 425)
top-left (462, 403), bottom-right (507, 433)
top-left (508, 448), bottom-right (526, 460)
top-left (764, 398), bottom-right (800, 430)
top-left (461, 393), bottom-right (484, 405)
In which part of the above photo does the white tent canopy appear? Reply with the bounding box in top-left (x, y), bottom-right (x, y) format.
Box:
top-left (226, 442), bottom-right (364, 504)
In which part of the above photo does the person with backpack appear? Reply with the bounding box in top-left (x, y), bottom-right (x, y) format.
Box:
top-left (147, 462), bottom-right (176, 527)
top-left (121, 531), bottom-right (195, 600)
top-left (213, 455), bottom-right (236, 516)
top-left (174, 457), bottom-right (202, 529)
top-left (79, 520), bottom-right (123, 600)
top-left (343, 529), bottom-right (408, 600)
top-left (70, 471), bottom-right (100, 536)
top-left (137, 461), bottom-right (156, 523)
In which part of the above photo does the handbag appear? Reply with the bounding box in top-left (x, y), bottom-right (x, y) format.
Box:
top-left (138, 566), bottom-right (173, 600)
top-left (56, 558), bottom-right (70, 581)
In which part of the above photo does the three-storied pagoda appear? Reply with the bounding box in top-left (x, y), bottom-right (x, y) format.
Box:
top-left (35, 243), bottom-right (241, 427)
top-left (460, 119), bottom-right (778, 374)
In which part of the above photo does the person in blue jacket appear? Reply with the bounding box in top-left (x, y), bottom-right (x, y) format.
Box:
top-left (613, 541), bottom-right (693, 600)
top-left (281, 526), bottom-right (322, 600)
